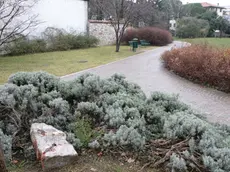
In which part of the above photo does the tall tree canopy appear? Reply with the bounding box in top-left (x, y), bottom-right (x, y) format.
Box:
top-left (89, 0), bottom-right (183, 29)
top-left (180, 3), bottom-right (206, 17)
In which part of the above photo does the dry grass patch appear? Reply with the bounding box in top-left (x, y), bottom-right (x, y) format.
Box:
top-left (8, 154), bottom-right (161, 172)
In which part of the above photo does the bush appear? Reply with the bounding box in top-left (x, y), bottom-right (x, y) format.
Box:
top-left (121, 28), bottom-right (139, 44)
top-left (122, 27), bottom-right (173, 46)
top-left (5, 38), bottom-right (47, 56)
top-left (73, 35), bottom-right (99, 49)
top-left (162, 44), bottom-right (230, 92)
top-left (4, 27), bottom-right (99, 56)
top-left (73, 118), bottom-right (101, 147)
top-left (0, 129), bottom-right (12, 162)
top-left (1, 71), bottom-right (230, 172)
top-left (176, 17), bottom-right (210, 38)
top-left (137, 27), bottom-right (173, 46)
top-left (42, 27), bottom-right (99, 51)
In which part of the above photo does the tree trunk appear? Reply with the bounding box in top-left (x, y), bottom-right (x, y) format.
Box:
top-left (115, 33), bottom-right (120, 52)
top-left (115, 41), bottom-right (120, 52)
top-left (220, 30), bottom-right (223, 38)
top-left (0, 142), bottom-right (8, 172)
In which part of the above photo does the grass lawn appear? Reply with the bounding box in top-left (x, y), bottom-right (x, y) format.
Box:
top-left (176, 37), bottom-right (230, 48)
top-left (0, 46), bottom-right (155, 84)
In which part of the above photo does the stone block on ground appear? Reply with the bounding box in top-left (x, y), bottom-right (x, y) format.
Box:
top-left (30, 123), bottom-right (78, 170)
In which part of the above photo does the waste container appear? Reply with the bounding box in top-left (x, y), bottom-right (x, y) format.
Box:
top-left (132, 38), bottom-right (138, 52)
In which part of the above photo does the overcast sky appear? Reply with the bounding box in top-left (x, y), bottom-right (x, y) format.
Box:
top-left (181, 0), bottom-right (230, 6)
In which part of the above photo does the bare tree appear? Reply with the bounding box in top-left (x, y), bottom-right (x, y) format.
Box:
top-left (135, 0), bottom-right (167, 29)
top-left (89, 0), bottom-right (104, 20)
top-left (0, 0), bottom-right (40, 47)
top-left (92, 0), bottom-right (171, 52)
top-left (94, 0), bottom-right (141, 52)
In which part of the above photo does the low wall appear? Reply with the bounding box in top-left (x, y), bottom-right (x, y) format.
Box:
top-left (89, 20), bottom-right (116, 46)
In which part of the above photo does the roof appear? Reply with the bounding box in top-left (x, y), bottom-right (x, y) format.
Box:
top-left (201, 2), bottom-right (225, 9)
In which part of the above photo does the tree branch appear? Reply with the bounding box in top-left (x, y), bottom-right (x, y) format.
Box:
top-left (0, 0), bottom-right (39, 47)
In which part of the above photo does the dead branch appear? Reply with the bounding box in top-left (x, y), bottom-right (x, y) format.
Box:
top-left (0, 142), bottom-right (8, 172)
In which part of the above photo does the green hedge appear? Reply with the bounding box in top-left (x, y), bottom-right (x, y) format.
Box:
top-left (5, 38), bottom-right (47, 56)
top-left (4, 28), bottom-right (99, 56)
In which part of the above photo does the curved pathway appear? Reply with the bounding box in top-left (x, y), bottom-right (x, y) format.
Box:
top-left (62, 41), bottom-right (230, 125)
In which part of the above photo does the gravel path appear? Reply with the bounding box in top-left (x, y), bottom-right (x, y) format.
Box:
top-left (62, 41), bottom-right (230, 125)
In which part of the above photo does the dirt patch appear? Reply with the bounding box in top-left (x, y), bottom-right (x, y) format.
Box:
top-left (8, 154), bottom-right (161, 172)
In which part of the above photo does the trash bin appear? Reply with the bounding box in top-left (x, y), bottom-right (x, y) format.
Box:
top-left (132, 38), bottom-right (138, 52)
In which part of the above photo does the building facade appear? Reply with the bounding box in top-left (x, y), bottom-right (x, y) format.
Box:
top-left (31, 0), bottom-right (88, 35)
top-left (201, 2), bottom-right (225, 16)
top-left (223, 6), bottom-right (230, 15)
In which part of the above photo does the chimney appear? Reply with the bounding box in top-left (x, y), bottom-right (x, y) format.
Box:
top-left (217, 3), bottom-right (219, 6)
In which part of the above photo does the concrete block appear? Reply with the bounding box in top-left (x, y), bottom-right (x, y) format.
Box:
top-left (30, 123), bottom-right (77, 170)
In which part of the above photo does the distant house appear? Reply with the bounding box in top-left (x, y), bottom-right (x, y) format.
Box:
top-left (200, 2), bottom-right (225, 16)
top-left (223, 6), bottom-right (230, 16)
top-left (169, 20), bottom-right (176, 31)
top-left (31, 0), bottom-right (88, 35)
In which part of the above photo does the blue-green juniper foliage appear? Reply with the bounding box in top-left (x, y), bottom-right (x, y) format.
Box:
top-left (0, 72), bottom-right (230, 171)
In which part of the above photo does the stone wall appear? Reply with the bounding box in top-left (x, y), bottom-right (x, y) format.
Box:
top-left (89, 20), bottom-right (116, 46)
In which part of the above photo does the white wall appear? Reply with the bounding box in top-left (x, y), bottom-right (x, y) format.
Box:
top-left (169, 20), bottom-right (176, 31)
top-left (208, 7), bottom-right (224, 16)
top-left (217, 8), bottom-right (224, 16)
top-left (181, 0), bottom-right (229, 6)
top-left (32, 0), bottom-right (88, 35)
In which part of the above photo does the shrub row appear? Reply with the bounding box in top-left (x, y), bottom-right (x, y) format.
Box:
top-left (5, 38), bottom-right (47, 55)
top-left (162, 44), bottom-right (230, 92)
top-left (4, 27), bottom-right (99, 56)
top-left (0, 72), bottom-right (230, 171)
top-left (122, 27), bottom-right (173, 46)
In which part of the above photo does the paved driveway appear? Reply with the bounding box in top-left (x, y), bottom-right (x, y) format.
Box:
top-left (62, 41), bottom-right (230, 125)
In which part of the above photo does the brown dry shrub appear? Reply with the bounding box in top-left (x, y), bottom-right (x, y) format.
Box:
top-left (162, 44), bottom-right (230, 92)
top-left (122, 27), bottom-right (173, 46)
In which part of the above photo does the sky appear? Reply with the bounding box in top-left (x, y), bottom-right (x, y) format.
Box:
top-left (181, 0), bottom-right (230, 6)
